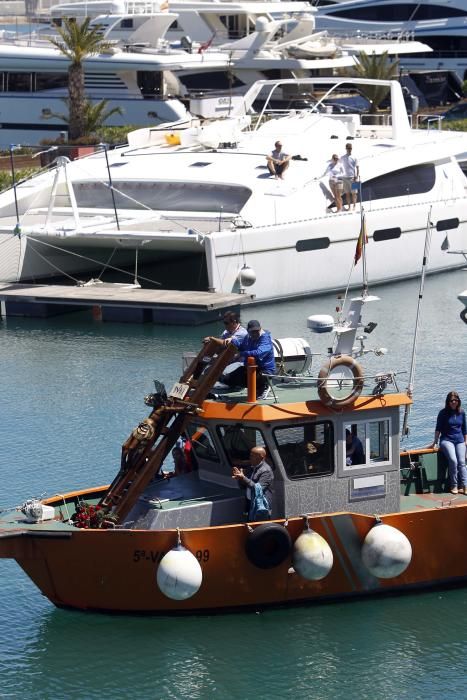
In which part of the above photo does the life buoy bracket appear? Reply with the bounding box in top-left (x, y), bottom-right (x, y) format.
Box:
top-left (245, 522), bottom-right (292, 569)
top-left (317, 354), bottom-right (364, 408)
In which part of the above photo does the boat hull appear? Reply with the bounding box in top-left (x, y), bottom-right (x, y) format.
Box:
top-left (2, 501), bottom-right (467, 613)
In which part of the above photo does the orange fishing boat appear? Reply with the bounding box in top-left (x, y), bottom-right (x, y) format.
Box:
top-left (0, 292), bottom-right (465, 614)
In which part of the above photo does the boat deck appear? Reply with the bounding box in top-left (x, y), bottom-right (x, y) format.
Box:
top-left (0, 479), bottom-right (464, 538)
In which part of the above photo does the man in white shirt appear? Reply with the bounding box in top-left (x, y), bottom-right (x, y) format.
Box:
top-left (341, 142), bottom-right (359, 210)
top-left (266, 141), bottom-right (290, 179)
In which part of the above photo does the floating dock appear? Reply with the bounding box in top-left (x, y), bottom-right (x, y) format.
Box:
top-left (0, 283), bottom-right (256, 325)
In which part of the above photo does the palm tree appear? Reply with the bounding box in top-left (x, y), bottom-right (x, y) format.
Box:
top-left (48, 98), bottom-right (123, 139)
top-left (48, 18), bottom-right (114, 140)
top-left (351, 51), bottom-right (400, 114)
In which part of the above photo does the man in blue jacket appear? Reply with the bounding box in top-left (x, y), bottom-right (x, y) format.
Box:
top-left (221, 319), bottom-right (275, 399)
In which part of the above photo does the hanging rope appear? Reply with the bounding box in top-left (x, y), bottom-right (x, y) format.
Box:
top-left (25, 236), bottom-right (163, 287)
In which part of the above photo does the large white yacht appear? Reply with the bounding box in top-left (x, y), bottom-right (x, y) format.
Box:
top-left (0, 76), bottom-right (465, 300)
top-left (314, 0), bottom-right (467, 81)
top-left (0, 1), bottom-right (431, 146)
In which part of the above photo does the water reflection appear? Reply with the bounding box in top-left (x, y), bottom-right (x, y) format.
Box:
top-left (2, 588), bottom-right (466, 700)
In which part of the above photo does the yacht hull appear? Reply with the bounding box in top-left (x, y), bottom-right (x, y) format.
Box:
top-left (5, 199), bottom-right (465, 300)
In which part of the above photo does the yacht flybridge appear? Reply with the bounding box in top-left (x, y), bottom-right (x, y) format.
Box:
top-left (0, 76), bottom-right (466, 299)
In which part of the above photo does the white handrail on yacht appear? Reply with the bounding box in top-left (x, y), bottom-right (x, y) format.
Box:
top-left (234, 77), bottom-right (411, 143)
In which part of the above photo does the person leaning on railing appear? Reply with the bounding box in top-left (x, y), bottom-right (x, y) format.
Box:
top-left (430, 391), bottom-right (467, 495)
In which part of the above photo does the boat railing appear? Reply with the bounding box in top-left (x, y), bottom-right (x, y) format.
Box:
top-left (325, 29), bottom-right (416, 43)
top-left (258, 369), bottom-right (405, 404)
top-left (414, 114), bottom-right (444, 131)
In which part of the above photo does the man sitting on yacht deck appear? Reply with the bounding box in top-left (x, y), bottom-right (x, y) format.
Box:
top-left (266, 141), bottom-right (290, 179)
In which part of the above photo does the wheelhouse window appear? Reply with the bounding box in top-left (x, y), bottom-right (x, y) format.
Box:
top-left (344, 420), bottom-right (390, 471)
top-left (185, 423), bottom-right (219, 464)
top-left (274, 421), bottom-right (334, 479)
top-left (217, 424), bottom-right (267, 464)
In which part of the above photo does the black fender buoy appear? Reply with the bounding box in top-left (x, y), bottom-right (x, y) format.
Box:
top-left (245, 523), bottom-right (292, 569)
top-left (318, 354), bottom-right (364, 408)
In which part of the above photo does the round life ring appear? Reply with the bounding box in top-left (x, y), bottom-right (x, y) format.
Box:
top-left (318, 354), bottom-right (364, 408)
top-left (245, 522), bottom-right (292, 569)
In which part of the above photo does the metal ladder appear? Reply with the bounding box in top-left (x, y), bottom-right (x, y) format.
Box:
top-left (99, 339), bottom-right (237, 523)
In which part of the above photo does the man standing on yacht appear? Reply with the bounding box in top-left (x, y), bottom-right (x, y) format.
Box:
top-left (341, 142), bottom-right (359, 210)
top-left (266, 141), bottom-right (290, 179)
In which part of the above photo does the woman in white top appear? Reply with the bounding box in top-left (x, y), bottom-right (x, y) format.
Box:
top-left (322, 154), bottom-right (344, 212)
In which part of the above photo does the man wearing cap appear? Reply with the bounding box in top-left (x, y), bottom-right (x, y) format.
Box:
top-left (221, 320), bottom-right (275, 398)
top-left (266, 141), bottom-right (290, 179)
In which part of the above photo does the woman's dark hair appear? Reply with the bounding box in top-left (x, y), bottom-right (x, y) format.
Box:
top-left (445, 391), bottom-right (461, 413)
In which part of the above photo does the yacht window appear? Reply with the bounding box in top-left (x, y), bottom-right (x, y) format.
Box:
top-left (51, 18), bottom-right (62, 26)
top-left (137, 71), bottom-right (163, 97)
top-left (330, 4), bottom-right (415, 21)
top-left (426, 36), bottom-right (467, 55)
top-left (180, 72), bottom-right (246, 91)
top-left (36, 72), bottom-right (68, 91)
top-left (436, 218), bottom-right (459, 232)
top-left (362, 164), bottom-right (435, 202)
top-left (6, 73), bottom-right (33, 92)
top-left (344, 420), bottom-right (391, 471)
top-left (74, 181), bottom-right (252, 213)
top-left (120, 18), bottom-right (134, 28)
top-left (296, 237), bottom-right (330, 252)
top-left (185, 424), bottom-right (220, 464)
top-left (274, 421), bottom-right (334, 480)
top-left (373, 227), bottom-right (401, 242)
top-left (169, 20), bottom-right (180, 30)
top-left (413, 4), bottom-right (467, 19)
top-left (190, 162), bottom-right (212, 168)
top-left (217, 425), bottom-right (267, 464)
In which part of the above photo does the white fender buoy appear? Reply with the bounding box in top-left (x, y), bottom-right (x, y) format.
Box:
top-left (156, 545), bottom-right (202, 600)
top-left (361, 523), bottom-right (412, 579)
top-left (238, 264), bottom-right (256, 287)
top-left (292, 530), bottom-right (334, 581)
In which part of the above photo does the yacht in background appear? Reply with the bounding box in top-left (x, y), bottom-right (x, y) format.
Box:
top-left (314, 0), bottom-right (467, 81)
top-left (0, 0), bottom-right (431, 145)
top-left (0, 76), bottom-right (465, 300)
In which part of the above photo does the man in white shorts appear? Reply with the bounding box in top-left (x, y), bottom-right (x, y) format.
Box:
top-left (341, 142), bottom-right (359, 210)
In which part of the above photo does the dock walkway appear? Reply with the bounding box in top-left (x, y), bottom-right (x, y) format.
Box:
top-left (0, 283), bottom-right (256, 325)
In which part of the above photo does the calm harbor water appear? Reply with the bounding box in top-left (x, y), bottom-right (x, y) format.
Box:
top-left (0, 268), bottom-right (466, 700)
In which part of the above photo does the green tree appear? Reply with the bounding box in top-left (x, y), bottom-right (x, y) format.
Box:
top-left (351, 51), bottom-right (400, 114)
top-left (49, 98), bottom-right (123, 141)
top-left (48, 18), bottom-right (114, 140)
